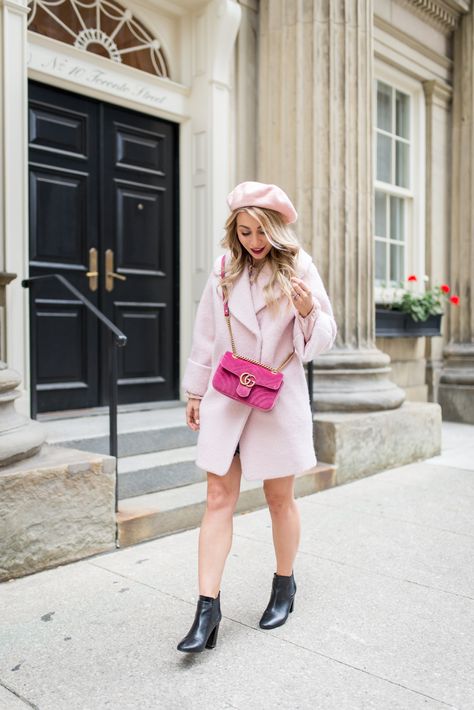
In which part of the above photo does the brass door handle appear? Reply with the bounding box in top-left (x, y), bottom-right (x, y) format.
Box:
top-left (87, 249), bottom-right (98, 291)
top-left (105, 249), bottom-right (127, 291)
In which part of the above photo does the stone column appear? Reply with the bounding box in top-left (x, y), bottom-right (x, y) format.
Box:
top-left (422, 79), bottom-right (452, 403)
top-left (233, 0), bottom-right (259, 183)
top-left (0, 274), bottom-right (45, 466)
top-left (0, 0), bottom-right (46, 462)
top-left (438, 7), bottom-right (474, 424)
top-left (257, 0), bottom-right (405, 411)
top-left (0, 0), bottom-right (31, 417)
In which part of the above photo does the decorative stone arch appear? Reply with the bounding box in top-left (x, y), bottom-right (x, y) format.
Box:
top-left (27, 0), bottom-right (170, 78)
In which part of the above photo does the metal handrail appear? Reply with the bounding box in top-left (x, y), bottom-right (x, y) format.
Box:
top-left (307, 360), bottom-right (314, 410)
top-left (22, 273), bottom-right (127, 514)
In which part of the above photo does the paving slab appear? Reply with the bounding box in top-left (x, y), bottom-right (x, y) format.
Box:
top-left (230, 500), bottom-right (474, 600)
top-left (0, 685), bottom-right (28, 709)
top-left (433, 421), bottom-right (474, 450)
top-left (0, 558), bottom-right (452, 710)
top-left (424, 447), bottom-right (474, 472)
top-left (88, 525), bottom-right (473, 708)
top-left (291, 462), bottom-right (474, 536)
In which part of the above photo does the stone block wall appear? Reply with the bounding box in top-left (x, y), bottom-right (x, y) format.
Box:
top-left (0, 445), bottom-right (116, 582)
top-left (376, 337), bottom-right (429, 402)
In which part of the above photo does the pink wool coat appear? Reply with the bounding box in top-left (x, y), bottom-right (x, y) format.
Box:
top-left (181, 247), bottom-right (337, 480)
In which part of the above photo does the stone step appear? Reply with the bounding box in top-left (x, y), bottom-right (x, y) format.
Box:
top-left (117, 446), bottom-right (205, 499)
top-left (117, 463), bottom-right (336, 548)
top-left (42, 404), bottom-right (195, 458)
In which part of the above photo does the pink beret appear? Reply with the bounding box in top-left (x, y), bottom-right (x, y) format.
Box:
top-left (226, 181), bottom-right (298, 224)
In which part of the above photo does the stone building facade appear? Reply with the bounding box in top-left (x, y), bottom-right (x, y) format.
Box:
top-left (252, 0), bottom-right (472, 423)
top-left (0, 0), bottom-right (473, 577)
top-left (1, 0), bottom-right (472, 424)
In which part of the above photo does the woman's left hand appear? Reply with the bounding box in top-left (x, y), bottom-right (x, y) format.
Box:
top-left (290, 276), bottom-right (314, 318)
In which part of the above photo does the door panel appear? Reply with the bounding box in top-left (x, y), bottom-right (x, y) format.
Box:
top-left (28, 82), bottom-right (100, 413)
top-left (28, 102), bottom-right (89, 157)
top-left (101, 104), bottom-right (178, 404)
top-left (115, 183), bottom-right (163, 269)
top-left (28, 81), bottom-right (179, 413)
top-left (29, 166), bottom-right (88, 262)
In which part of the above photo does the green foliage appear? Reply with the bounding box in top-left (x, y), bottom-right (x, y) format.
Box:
top-left (379, 277), bottom-right (457, 322)
top-left (394, 286), bottom-right (445, 322)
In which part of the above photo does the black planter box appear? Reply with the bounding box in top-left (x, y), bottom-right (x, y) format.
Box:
top-left (376, 308), bottom-right (442, 337)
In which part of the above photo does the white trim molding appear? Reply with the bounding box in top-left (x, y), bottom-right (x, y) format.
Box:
top-left (27, 32), bottom-right (190, 120)
top-left (400, 0), bottom-right (470, 34)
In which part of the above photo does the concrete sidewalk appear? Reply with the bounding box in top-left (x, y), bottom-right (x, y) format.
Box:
top-left (1, 421), bottom-right (473, 710)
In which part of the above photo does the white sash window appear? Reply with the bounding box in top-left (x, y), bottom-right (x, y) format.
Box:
top-left (374, 66), bottom-right (425, 302)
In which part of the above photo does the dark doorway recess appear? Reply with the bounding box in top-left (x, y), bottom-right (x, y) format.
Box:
top-left (28, 81), bottom-right (179, 413)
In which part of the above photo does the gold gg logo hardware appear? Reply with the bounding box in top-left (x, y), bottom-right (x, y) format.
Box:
top-left (240, 372), bottom-right (256, 388)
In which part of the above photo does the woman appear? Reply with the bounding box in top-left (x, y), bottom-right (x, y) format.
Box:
top-left (177, 181), bottom-right (337, 653)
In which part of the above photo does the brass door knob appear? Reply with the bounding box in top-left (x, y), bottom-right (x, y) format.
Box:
top-left (87, 249), bottom-right (98, 291)
top-left (105, 249), bottom-right (127, 291)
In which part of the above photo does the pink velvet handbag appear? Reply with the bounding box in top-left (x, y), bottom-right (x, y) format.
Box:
top-left (211, 254), bottom-right (294, 411)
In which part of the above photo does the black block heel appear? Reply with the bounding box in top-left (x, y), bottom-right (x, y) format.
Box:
top-left (205, 621), bottom-right (220, 649)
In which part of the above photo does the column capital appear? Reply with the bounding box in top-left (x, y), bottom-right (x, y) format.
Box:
top-left (422, 79), bottom-right (452, 107)
top-left (208, 0), bottom-right (242, 87)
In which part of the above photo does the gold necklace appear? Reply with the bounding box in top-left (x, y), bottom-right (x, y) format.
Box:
top-left (248, 256), bottom-right (264, 283)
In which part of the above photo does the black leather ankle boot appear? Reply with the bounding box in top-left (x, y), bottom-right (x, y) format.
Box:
top-left (177, 591), bottom-right (222, 652)
top-left (259, 571), bottom-right (296, 629)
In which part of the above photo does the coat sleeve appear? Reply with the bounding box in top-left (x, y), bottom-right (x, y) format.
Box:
top-left (292, 260), bottom-right (337, 363)
top-left (181, 269), bottom-right (216, 397)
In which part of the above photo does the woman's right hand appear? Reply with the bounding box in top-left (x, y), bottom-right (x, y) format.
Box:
top-left (186, 398), bottom-right (201, 430)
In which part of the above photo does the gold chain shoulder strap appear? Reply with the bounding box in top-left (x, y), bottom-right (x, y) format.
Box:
top-left (220, 254), bottom-right (294, 374)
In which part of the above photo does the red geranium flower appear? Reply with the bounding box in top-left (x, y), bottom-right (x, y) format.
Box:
top-left (407, 274), bottom-right (417, 282)
top-left (441, 284), bottom-right (450, 293)
top-left (450, 295), bottom-right (460, 305)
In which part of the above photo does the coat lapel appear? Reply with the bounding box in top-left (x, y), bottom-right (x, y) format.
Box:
top-left (226, 261), bottom-right (261, 339)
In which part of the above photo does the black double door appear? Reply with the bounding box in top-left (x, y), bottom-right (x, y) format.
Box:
top-left (28, 81), bottom-right (179, 413)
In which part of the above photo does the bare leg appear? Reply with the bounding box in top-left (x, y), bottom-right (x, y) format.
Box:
top-left (263, 475), bottom-right (300, 575)
top-left (198, 453), bottom-right (242, 596)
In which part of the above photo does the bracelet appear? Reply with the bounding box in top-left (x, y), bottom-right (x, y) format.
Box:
top-left (299, 298), bottom-right (320, 319)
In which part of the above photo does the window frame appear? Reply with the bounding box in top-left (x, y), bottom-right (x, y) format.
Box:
top-left (373, 62), bottom-right (425, 304)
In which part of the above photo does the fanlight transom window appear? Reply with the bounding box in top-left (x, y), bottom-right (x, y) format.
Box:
top-left (28, 0), bottom-right (170, 78)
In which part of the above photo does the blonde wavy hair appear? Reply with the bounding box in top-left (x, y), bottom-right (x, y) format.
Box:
top-left (219, 206), bottom-right (302, 317)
